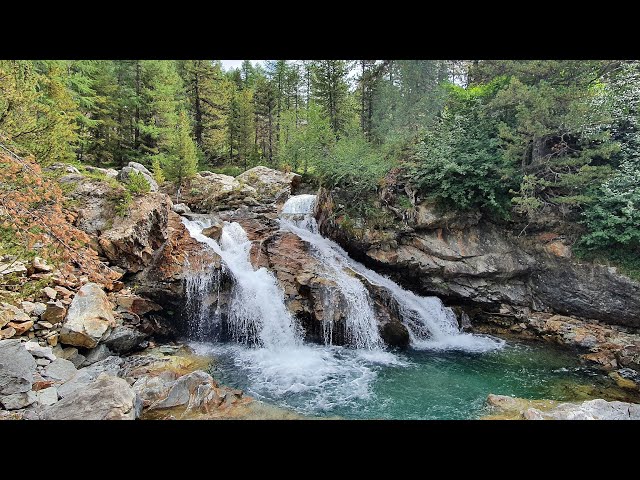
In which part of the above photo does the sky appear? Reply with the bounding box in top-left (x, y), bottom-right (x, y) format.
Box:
top-left (220, 60), bottom-right (265, 71)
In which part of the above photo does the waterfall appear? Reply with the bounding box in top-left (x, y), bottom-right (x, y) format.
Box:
top-left (182, 218), bottom-right (302, 350)
top-left (183, 261), bottom-right (221, 340)
top-left (280, 194), bottom-right (503, 352)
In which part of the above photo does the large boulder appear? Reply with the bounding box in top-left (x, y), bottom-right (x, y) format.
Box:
top-left (59, 283), bottom-right (115, 348)
top-left (180, 173), bottom-right (257, 212)
top-left (58, 356), bottom-right (123, 398)
top-left (103, 326), bottom-right (146, 354)
top-left (0, 339), bottom-right (36, 396)
top-left (236, 166), bottom-right (301, 204)
top-left (40, 373), bottom-right (142, 420)
top-left (98, 193), bottom-right (172, 273)
top-left (150, 370), bottom-right (219, 410)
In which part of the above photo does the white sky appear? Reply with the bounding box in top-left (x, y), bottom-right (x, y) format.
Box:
top-left (220, 60), bottom-right (265, 71)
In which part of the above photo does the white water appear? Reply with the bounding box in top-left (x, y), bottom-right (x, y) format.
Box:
top-left (183, 218), bottom-right (302, 349)
top-left (280, 194), bottom-right (504, 353)
top-left (181, 196), bottom-right (503, 414)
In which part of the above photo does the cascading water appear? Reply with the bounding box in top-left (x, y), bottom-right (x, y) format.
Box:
top-left (181, 196), bottom-right (503, 415)
top-left (182, 218), bottom-right (302, 350)
top-left (280, 194), bottom-right (503, 352)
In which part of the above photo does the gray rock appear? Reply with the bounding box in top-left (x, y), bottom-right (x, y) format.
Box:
top-left (59, 283), bottom-right (115, 348)
top-left (42, 301), bottom-right (66, 324)
top-left (0, 391), bottom-right (37, 410)
top-left (0, 339), bottom-right (36, 395)
top-left (103, 326), bottom-right (146, 354)
top-left (0, 261), bottom-right (27, 277)
top-left (47, 163), bottom-right (79, 174)
top-left (36, 359), bottom-right (50, 366)
top-left (24, 341), bottom-right (56, 361)
top-left (151, 370), bottom-right (215, 410)
top-left (132, 375), bottom-right (172, 407)
top-left (40, 373), bottom-right (142, 420)
top-left (0, 303), bottom-right (30, 323)
top-left (81, 344), bottom-right (113, 367)
top-left (525, 399), bottom-right (640, 420)
top-left (172, 203), bottom-right (191, 214)
top-left (32, 257), bottom-right (52, 273)
top-left (58, 356), bottom-right (123, 398)
top-left (85, 166), bottom-right (118, 178)
top-left (43, 358), bottom-right (77, 384)
top-left (21, 301), bottom-right (37, 315)
top-left (127, 161), bottom-right (152, 177)
top-left (37, 386), bottom-right (58, 406)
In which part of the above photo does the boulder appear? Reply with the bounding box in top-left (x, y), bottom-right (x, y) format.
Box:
top-left (59, 283), bottom-right (115, 348)
top-left (43, 358), bottom-right (78, 384)
top-left (42, 301), bottom-right (66, 324)
top-left (37, 386), bottom-right (58, 406)
top-left (151, 370), bottom-right (217, 410)
top-left (7, 320), bottom-right (33, 335)
top-left (40, 373), bottom-right (141, 420)
top-left (81, 344), bottom-right (113, 367)
top-left (0, 261), bottom-right (27, 276)
top-left (32, 257), bottom-right (52, 273)
top-left (179, 173), bottom-right (257, 212)
top-left (98, 193), bottom-right (172, 273)
top-left (172, 203), bottom-right (191, 215)
top-left (1, 391), bottom-right (37, 410)
top-left (132, 375), bottom-right (172, 408)
top-left (115, 295), bottom-right (161, 316)
top-left (525, 399), bottom-right (640, 420)
top-left (58, 356), bottom-right (123, 398)
top-left (0, 339), bottom-right (36, 395)
top-left (24, 341), bottom-right (56, 361)
top-left (85, 165), bottom-right (118, 178)
top-left (103, 326), bottom-right (146, 354)
top-left (202, 221), bottom-right (223, 242)
top-left (236, 166), bottom-right (301, 203)
top-left (0, 303), bottom-right (30, 324)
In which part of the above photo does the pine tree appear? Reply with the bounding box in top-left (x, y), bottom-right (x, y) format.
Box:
top-left (163, 110), bottom-right (198, 193)
top-left (310, 60), bottom-right (352, 136)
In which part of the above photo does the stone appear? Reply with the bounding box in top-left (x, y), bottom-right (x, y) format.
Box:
top-left (42, 301), bottom-right (66, 324)
top-left (59, 283), bottom-right (115, 348)
top-left (81, 344), bottom-right (113, 367)
top-left (47, 162), bottom-right (79, 174)
top-left (21, 301), bottom-right (37, 315)
top-left (0, 327), bottom-right (16, 339)
top-left (58, 356), bottom-right (123, 398)
top-left (54, 286), bottom-right (73, 298)
top-left (24, 341), bottom-right (56, 360)
top-left (7, 321), bottom-right (33, 335)
top-left (0, 391), bottom-right (37, 410)
top-left (114, 295), bottom-right (161, 316)
top-left (36, 358), bottom-right (51, 366)
top-left (43, 358), bottom-right (77, 384)
top-left (0, 261), bottom-right (27, 276)
top-left (40, 373), bottom-right (141, 420)
top-left (132, 375), bottom-right (172, 408)
top-left (38, 321), bottom-right (53, 329)
top-left (37, 387), bottom-right (58, 406)
top-left (31, 302), bottom-right (48, 318)
top-left (1, 303), bottom-right (30, 323)
top-left (236, 166), bottom-right (302, 203)
top-left (103, 326), bottom-right (146, 354)
top-left (151, 370), bottom-right (216, 410)
top-left (85, 165), bottom-right (118, 178)
top-left (609, 371), bottom-right (639, 390)
top-left (32, 257), bottom-right (52, 273)
top-left (43, 287), bottom-right (57, 300)
top-left (172, 203), bottom-right (191, 214)
top-left (526, 399), bottom-right (640, 420)
top-left (380, 321), bottom-right (410, 348)
top-left (202, 222), bottom-right (223, 242)
top-left (0, 339), bottom-right (36, 395)
top-left (46, 334), bottom-right (58, 347)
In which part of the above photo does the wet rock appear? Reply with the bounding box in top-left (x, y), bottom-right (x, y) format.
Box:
top-left (41, 373), bottom-right (141, 420)
top-left (59, 283), bottom-right (115, 348)
top-left (81, 344), bottom-right (113, 367)
top-left (0, 339), bottom-right (36, 395)
top-left (526, 399), bottom-right (640, 420)
top-left (381, 322), bottom-right (410, 348)
top-left (1, 391), bottom-right (37, 410)
top-left (202, 222), bottom-right (223, 242)
top-left (103, 326), bottom-right (146, 354)
top-left (43, 358), bottom-right (77, 384)
top-left (37, 386), bottom-right (58, 406)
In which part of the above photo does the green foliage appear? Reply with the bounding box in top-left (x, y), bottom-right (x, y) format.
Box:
top-left (162, 110), bottom-right (199, 189)
top-left (152, 157), bottom-right (165, 184)
top-left (412, 80), bottom-right (516, 216)
top-left (126, 171), bottom-right (151, 195)
top-left (209, 165), bottom-right (244, 176)
top-left (115, 190), bottom-right (133, 217)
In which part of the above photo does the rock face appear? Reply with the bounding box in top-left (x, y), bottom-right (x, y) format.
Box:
top-left (98, 193), bottom-right (172, 273)
top-left (59, 283), bottom-right (116, 348)
top-left (316, 190), bottom-right (640, 328)
top-left (40, 373), bottom-right (141, 420)
top-left (0, 339), bottom-right (37, 396)
top-left (236, 166), bottom-right (301, 204)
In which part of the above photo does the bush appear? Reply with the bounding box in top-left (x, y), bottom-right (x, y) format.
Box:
top-left (115, 191), bottom-right (133, 217)
top-left (152, 157), bottom-right (165, 185)
top-left (126, 171), bottom-right (151, 195)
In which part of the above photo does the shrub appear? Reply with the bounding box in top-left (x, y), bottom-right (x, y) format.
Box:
top-left (127, 171), bottom-right (151, 195)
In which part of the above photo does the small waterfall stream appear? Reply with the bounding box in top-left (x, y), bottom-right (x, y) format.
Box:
top-left (180, 194), bottom-right (503, 414)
